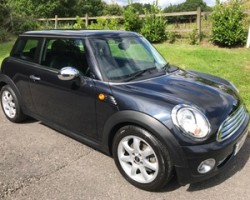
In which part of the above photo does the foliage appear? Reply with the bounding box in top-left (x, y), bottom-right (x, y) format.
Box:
top-left (211, 0), bottom-right (247, 47)
top-left (167, 32), bottom-right (176, 44)
top-left (0, 28), bottom-right (9, 43)
top-left (7, 0), bottom-right (106, 18)
top-left (164, 0), bottom-right (211, 12)
top-left (163, 0), bottom-right (211, 23)
top-left (188, 28), bottom-right (199, 45)
top-left (73, 16), bottom-right (86, 29)
top-left (11, 16), bottom-right (39, 34)
top-left (89, 18), bottom-right (119, 30)
top-left (124, 3), bottom-right (152, 15)
top-left (123, 4), bottom-right (142, 32)
top-left (141, 1), bottom-right (167, 43)
top-left (103, 3), bottom-right (123, 16)
top-left (75, 0), bottom-right (106, 17)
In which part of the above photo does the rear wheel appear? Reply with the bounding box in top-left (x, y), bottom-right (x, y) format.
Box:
top-left (112, 125), bottom-right (173, 191)
top-left (0, 85), bottom-right (26, 123)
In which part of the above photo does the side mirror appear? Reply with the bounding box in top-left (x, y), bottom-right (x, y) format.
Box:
top-left (58, 67), bottom-right (80, 81)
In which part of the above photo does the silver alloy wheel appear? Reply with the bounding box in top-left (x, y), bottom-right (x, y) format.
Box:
top-left (117, 135), bottom-right (159, 184)
top-left (1, 90), bottom-right (16, 119)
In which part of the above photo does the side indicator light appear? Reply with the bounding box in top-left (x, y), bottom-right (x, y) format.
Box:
top-left (98, 93), bottom-right (106, 101)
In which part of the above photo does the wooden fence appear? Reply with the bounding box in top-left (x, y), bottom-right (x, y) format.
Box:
top-left (38, 7), bottom-right (208, 42)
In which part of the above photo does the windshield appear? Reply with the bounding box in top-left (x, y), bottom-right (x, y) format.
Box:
top-left (88, 36), bottom-right (168, 82)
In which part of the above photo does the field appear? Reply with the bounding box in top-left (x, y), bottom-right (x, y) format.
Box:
top-left (1, 40), bottom-right (250, 111)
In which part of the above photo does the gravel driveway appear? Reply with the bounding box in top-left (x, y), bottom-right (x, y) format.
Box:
top-left (0, 110), bottom-right (249, 200)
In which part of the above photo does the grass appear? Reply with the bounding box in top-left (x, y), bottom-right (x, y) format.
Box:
top-left (0, 40), bottom-right (14, 64)
top-left (0, 39), bottom-right (249, 111)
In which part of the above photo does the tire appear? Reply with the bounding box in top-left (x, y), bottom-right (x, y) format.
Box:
top-left (112, 125), bottom-right (173, 191)
top-left (0, 85), bottom-right (26, 123)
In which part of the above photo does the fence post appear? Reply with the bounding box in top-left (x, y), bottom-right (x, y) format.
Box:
top-left (85, 13), bottom-right (89, 28)
top-left (55, 15), bottom-right (58, 29)
top-left (247, 25), bottom-right (250, 48)
top-left (197, 7), bottom-right (201, 43)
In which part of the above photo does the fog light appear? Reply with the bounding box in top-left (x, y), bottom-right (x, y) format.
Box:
top-left (197, 158), bottom-right (216, 174)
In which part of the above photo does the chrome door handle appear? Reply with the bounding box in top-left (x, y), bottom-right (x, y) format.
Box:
top-left (30, 75), bottom-right (41, 81)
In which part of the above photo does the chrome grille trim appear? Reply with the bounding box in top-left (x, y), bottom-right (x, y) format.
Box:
top-left (217, 105), bottom-right (248, 142)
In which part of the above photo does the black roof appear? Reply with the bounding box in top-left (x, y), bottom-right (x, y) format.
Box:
top-left (22, 30), bottom-right (141, 38)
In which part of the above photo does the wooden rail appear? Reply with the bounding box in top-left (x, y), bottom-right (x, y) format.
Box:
top-left (37, 8), bottom-right (207, 32)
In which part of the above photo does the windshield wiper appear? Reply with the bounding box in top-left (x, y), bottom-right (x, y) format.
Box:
top-left (124, 67), bottom-right (157, 82)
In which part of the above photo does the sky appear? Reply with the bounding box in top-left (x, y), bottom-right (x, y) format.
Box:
top-left (103, 0), bottom-right (227, 8)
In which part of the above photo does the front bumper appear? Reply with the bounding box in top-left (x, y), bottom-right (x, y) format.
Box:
top-left (175, 113), bottom-right (249, 185)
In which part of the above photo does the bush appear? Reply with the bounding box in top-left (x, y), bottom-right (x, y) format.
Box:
top-left (12, 16), bottom-right (39, 34)
top-left (211, 0), bottom-right (247, 47)
top-left (123, 5), bottom-right (142, 32)
top-left (73, 16), bottom-right (86, 29)
top-left (0, 28), bottom-right (9, 42)
top-left (167, 32), bottom-right (176, 44)
top-left (89, 17), bottom-right (119, 30)
top-left (189, 28), bottom-right (199, 45)
top-left (140, 2), bottom-right (166, 43)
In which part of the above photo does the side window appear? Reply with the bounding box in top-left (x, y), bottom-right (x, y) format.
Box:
top-left (41, 38), bottom-right (89, 76)
top-left (11, 38), bottom-right (40, 62)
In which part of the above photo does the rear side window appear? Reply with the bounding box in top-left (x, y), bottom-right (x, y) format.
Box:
top-left (11, 37), bottom-right (40, 62)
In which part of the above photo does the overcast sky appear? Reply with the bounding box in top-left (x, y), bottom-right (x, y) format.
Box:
top-left (103, 0), bottom-right (227, 7)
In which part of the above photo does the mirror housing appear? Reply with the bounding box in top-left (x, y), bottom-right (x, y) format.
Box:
top-left (58, 67), bottom-right (80, 81)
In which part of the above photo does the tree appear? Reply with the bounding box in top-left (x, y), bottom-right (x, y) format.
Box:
top-left (163, 0), bottom-right (211, 23)
top-left (103, 3), bottom-right (123, 16)
top-left (0, 0), bottom-right (10, 29)
top-left (76, 0), bottom-right (106, 16)
top-left (164, 0), bottom-right (211, 12)
top-left (124, 3), bottom-right (152, 15)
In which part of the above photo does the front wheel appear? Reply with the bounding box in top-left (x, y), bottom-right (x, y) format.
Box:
top-left (0, 85), bottom-right (26, 123)
top-left (112, 125), bottom-right (173, 191)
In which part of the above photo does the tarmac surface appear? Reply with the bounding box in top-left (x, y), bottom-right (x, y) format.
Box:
top-left (0, 110), bottom-right (249, 200)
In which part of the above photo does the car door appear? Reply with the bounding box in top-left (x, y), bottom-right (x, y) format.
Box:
top-left (5, 36), bottom-right (43, 114)
top-left (29, 38), bottom-right (97, 139)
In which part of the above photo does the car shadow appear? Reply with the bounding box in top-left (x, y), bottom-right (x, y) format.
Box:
top-left (20, 117), bottom-right (37, 124)
top-left (159, 136), bottom-right (250, 193)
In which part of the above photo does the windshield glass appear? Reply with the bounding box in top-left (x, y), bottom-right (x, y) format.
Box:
top-left (89, 36), bottom-right (168, 82)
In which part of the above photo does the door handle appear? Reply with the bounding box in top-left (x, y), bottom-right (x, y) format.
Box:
top-left (30, 75), bottom-right (41, 81)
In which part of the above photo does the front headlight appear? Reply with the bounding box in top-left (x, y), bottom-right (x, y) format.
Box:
top-left (171, 104), bottom-right (210, 140)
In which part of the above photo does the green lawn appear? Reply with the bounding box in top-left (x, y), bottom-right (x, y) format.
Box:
top-left (0, 40), bottom-right (14, 64)
top-left (1, 40), bottom-right (249, 111)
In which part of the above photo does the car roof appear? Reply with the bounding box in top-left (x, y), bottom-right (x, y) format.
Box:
top-left (21, 30), bottom-right (141, 38)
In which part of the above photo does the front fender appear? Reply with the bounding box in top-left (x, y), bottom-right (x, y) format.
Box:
top-left (101, 110), bottom-right (186, 166)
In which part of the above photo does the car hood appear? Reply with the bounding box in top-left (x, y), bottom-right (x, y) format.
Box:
top-left (111, 69), bottom-right (240, 129)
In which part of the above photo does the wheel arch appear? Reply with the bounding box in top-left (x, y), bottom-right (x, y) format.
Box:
top-left (0, 74), bottom-right (25, 109)
top-left (102, 110), bottom-right (185, 166)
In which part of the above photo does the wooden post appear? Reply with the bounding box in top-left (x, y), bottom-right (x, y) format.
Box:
top-left (85, 13), bottom-right (88, 29)
top-left (197, 7), bottom-right (201, 43)
top-left (247, 25), bottom-right (250, 48)
top-left (55, 15), bottom-right (58, 29)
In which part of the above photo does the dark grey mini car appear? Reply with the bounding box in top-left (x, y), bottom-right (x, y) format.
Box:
top-left (0, 30), bottom-right (249, 191)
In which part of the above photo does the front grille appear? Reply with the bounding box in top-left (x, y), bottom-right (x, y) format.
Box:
top-left (217, 105), bottom-right (248, 141)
